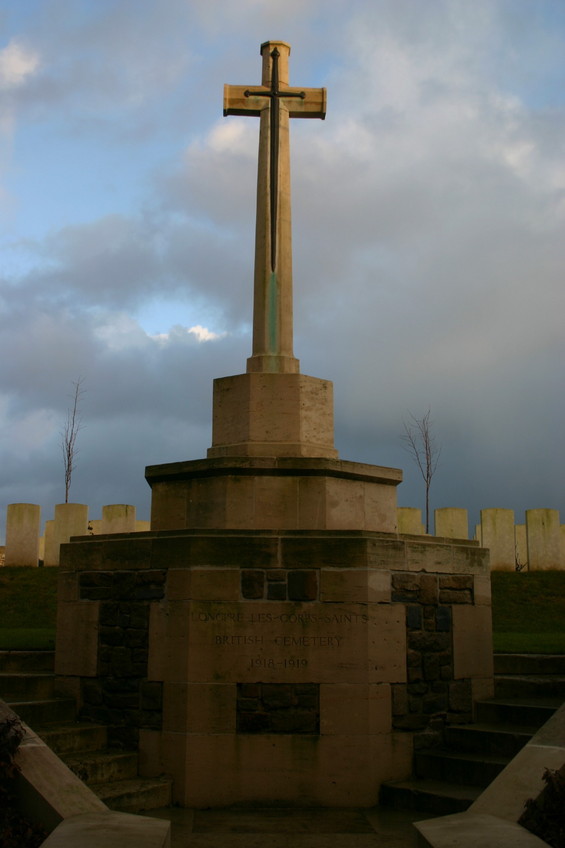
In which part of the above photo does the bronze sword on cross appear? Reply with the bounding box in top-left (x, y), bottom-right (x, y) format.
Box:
top-left (224, 41), bottom-right (326, 374)
top-left (243, 47), bottom-right (307, 272)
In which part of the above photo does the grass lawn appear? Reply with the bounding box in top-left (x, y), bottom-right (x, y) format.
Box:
top-left (0, 567), bottom-right (58, 650)
top-left (0, 567), bottom-right (564, 653)
top-left (491, 571), bottom-right (565, 654)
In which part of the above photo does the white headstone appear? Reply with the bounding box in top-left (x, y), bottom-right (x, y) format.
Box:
top-left (5, 503), bottom-right (41, 567)
top-left (480, 509), bottom-right (515, 571)
top-left (526, 509), bottom-right (561, 571)
top-left (515, 524), bottom-right (527, 571)
top-left (101, 504), bottom-right (136, 534)
top-left (397, 507), bottom-right (425, 535)
top-left (435, 508), bottom-right (468, 539)
top-left (44, 503), bottom-right (88, 567)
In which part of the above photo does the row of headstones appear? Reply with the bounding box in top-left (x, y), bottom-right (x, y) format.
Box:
top-left (2, 502), bottom-right (563, 571)
top-left (399, 506), bottom-right (565, 571)
top-left (3, 503), bottom-right (150, 567)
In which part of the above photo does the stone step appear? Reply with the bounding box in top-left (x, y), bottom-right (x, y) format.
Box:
top-left (63, 749), bottom-right (140, 785)
top-left (414, 748), bottom-right (508, 788)
top-left (494, 653), bottom-right (565, 676)
top-left (0, 650), bottom-right (55, 673)
top-left (379, 778), bottom-right (481, 816)
top-left (444, 723), bottom-right (534, 758)
top-left (494, 674), bottom-right (565, 699)
top-left (8, 697), bottom-right (76, 725)
top-left (34, 722), bottom-right (108, 755)
top-left (475, 696), bottom-right (560, 727)
top-left (90, 776), bottom-right (172, 813)
top-left (0, 672), bottom-right (55, 701)
top-left (0, 650), bottom-right (170, 815)
top-left (381, 657), bottom-right (564, 815)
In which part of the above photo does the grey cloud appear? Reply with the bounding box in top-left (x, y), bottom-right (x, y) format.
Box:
top-left (1, 0), bottom-right (564, 543)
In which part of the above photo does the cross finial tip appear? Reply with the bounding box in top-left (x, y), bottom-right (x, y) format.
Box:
top-left (260, 40), bottom-right (291, 56)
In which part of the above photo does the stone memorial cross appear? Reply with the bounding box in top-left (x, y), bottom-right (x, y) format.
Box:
top-left (224, 41), bottom-right (326, 374)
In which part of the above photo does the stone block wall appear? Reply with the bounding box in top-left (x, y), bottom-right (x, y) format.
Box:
top-left (390, 573), bottom-right (477, 736)
top-left (55, 527), bottom-right (492, 806)
top-left (78, 569), bottom-right (166, 747)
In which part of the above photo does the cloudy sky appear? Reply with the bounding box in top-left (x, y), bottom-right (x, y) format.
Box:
top-left (1, 0), bottom-right (564, 543)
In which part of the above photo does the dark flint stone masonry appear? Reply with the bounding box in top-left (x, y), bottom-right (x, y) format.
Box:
top-left (237, 683), bottom-right (320, 734)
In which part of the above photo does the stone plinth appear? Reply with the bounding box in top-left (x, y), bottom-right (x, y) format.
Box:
top-left (481, 509), bottom-right (516, 572)
top-left (146, 456), bottom-right (402, 533)
top-left (208, 372), bottom-right (337, 459)
top-left (56, 527), bottom-right (491, 808)
top-left (5, 503), bottom-right (41, 567)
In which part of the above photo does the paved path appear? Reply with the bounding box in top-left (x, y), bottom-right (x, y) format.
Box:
top-left (144, 806), bottom-right (426, 847)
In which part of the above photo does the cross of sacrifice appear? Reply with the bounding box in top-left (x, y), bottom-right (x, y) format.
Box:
top-left (224, 41), bottom-right (326, 374)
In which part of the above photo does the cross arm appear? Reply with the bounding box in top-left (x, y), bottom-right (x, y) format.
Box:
top-left (286, 87), bottom-right (326, 119)
top-left (224, 84), bottom-right (263, 117)
top-left (224, 84), bottom-right (327, 119)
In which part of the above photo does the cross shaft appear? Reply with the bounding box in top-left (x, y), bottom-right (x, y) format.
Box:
top-left (224, 41), bottom-right (326, 374)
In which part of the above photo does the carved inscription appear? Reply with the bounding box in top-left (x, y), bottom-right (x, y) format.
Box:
top-left (185, 602), bottom-right (405, 684)
top-left (194, 609), bottom-right (360, 670)
top-left (192, 611), bottom-right (369, 624)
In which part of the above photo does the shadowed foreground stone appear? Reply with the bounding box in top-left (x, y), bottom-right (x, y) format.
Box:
top-left (41, 811), bottom-right (170, 848)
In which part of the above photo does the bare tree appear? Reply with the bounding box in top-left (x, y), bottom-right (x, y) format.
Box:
top-left (61, 377), bottom-right (85, 503)
top-left (401, 408), bottom-right (441, 533)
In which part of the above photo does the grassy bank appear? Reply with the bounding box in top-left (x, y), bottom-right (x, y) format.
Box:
top-left (0, 567), bottom-right (564, 653)
top-left (491, 571), bottom-right (565, 653)
top-left (0, 567), bottom-right (58, 650)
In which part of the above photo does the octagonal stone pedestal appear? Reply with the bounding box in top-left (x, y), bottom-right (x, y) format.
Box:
top-left (146, 456), bottom-right (402, 534)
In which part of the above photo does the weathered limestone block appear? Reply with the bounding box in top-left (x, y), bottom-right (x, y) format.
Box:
top-left (5, 503), bottom-right (41, 567)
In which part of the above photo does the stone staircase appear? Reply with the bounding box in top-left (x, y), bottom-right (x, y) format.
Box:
top-left (380, 653), bottom-right (565, 815)
top-left (0, 649), bottom-right (172, 813)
